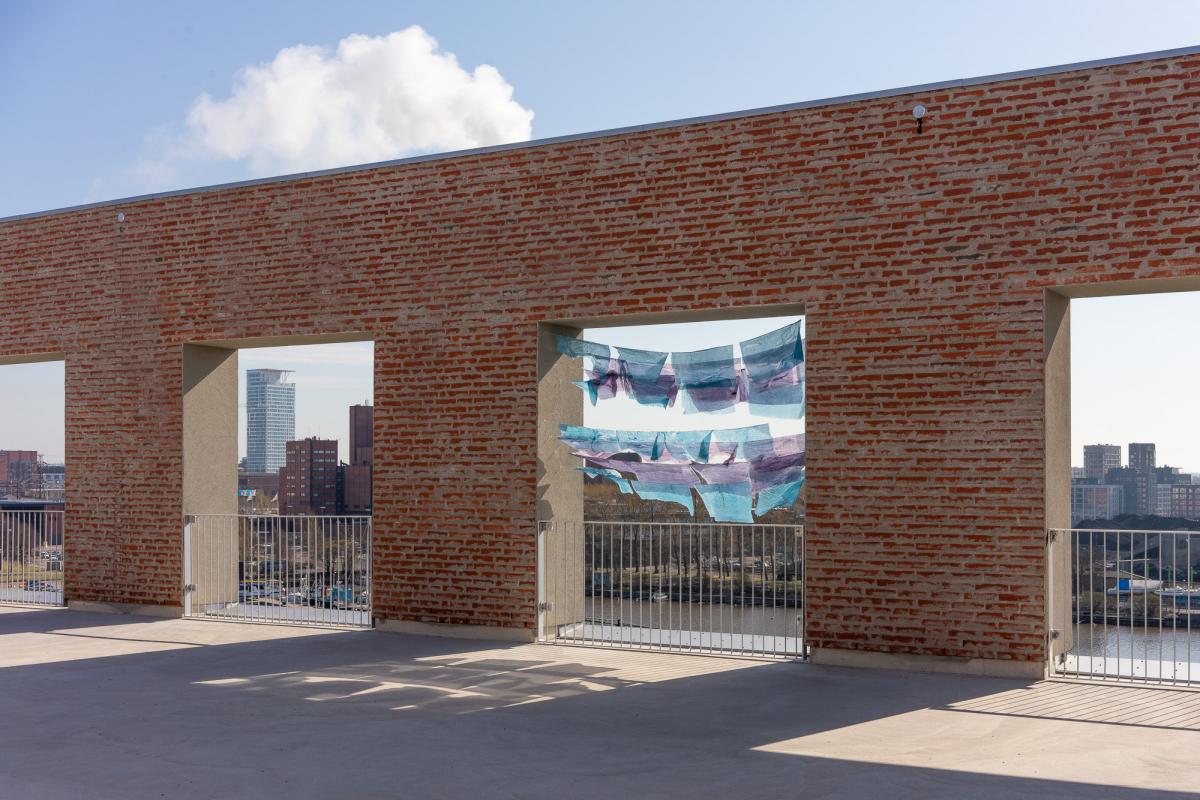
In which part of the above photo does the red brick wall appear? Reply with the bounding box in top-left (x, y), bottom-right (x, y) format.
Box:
top-left (4, 51), bottom-right (1200, 662)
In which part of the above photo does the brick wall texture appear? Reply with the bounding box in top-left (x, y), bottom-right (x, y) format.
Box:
top-left (5, 51), bottom-right (1200, 664)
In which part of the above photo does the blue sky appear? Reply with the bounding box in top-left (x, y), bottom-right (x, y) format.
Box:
top-left (2, 2), bottom-right (1200, 467)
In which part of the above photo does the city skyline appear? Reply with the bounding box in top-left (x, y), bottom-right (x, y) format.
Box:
top-left (239, 343), bottom-right (373, 465)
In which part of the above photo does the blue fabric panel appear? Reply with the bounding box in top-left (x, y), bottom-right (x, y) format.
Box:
top-left (556, 336), bottom-right (611, 360)
top-left (739, 321), bottom-right (804, 383)
top-left (585, 457), bottom-right (699, 485)
top-left (678, 431), bottom-right (712, 463)
top-left (754, 479), bottom-right (805, 515)
top-left (696, 482), bottom-right (754, 523)
top-left (633, 482), bottom-right (695, 514)
top-left (691, 460), bottom-right (751, 485)
top-left (616, 430), bottom-right (667, 460)
top-left (560, 424), bottom-right (775, 460)
top-left (573, 380), bottom-right (599, 405)
top-left (616, 347), bottom-right (675, 407)
top-left (747, 365), bottom-right (806, 419)
top-left (580, 466), bottom-right (634, 494)
top-left (673, 344), bottom-right (740, 413)
top-left (711, 424), bottom-right (772, 444)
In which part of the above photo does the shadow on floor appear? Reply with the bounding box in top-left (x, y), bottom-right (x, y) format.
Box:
top-left (0, 607), bottom-right (1197, 799)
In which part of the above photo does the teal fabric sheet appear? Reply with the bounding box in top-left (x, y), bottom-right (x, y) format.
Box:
top-left (696, 481), bottom-right (754, 523)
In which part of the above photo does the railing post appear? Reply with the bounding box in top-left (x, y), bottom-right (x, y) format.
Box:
top-left (182, 516), bottom-right (193, 617)
top-left (536, 522), bottom-right (546, 642)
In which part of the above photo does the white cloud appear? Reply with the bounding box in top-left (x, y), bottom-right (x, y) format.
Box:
top-left (137, 27), bottom-right (533, 183)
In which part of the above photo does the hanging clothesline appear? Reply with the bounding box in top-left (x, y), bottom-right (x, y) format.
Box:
top-left (557, 320), bottom-right (805, 418)
top-left (560, 423), bottom-right (805, 522)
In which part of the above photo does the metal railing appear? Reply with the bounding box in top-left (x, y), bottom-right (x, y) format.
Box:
top-left (0, 510), bottom-right (64, 607)
top-left (1049, 527), bottom-right (1200, 685)
top-left (184, 514), bottom-right (371, 628)
top-left (537, 520), bottom-right (805, 659)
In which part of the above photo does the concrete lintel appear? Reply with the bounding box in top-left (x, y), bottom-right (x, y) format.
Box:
top-left (810, 647), bottom-right (1045, 680)
top-left (548, 301), bottom-right (806, 330)
top-left (0, 351), bottom-right (66, 366)
top-left (1053, 275), bottom-right (1200, 299)
top-left (192, 332), bottom-right (373, 350)
top-left (376, 619), bottom-right (536, 643)
top-left (68, 601), bottom-right (183, 619)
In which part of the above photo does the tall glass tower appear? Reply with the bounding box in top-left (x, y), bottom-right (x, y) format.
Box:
top-left (245, 369), bottom-right (295, 473)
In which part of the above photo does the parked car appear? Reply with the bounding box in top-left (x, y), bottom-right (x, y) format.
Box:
top-left (283, 589), bottom-right (310, 606)
top-left (328, 587), bottom-right (356, 609)
top-left (239, 584), bottom-right (281, 603)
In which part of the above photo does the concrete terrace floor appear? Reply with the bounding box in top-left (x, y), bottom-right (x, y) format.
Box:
top-left (2, 608), bottom-right (1200, 799)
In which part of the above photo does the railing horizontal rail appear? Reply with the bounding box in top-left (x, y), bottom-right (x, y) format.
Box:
top-left (538, 520), bottom-right (805, 660)
top-left (0, 510), bottom-right (64, 607)
top-left (184, 514), bottom-right (372, 629)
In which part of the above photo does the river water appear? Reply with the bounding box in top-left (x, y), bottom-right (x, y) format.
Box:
top-left (573, 598), bottom-right (1200, 670)
top-left (1070, 622), bottom-right (1200, 663)
top-left (582, 596), bottom-right (802, 637)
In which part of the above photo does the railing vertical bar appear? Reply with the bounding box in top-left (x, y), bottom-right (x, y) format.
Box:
top-left (670, 522), bottom-right (675, 651)
top-left (1170, 530), bottom-right (1177, 683)
top-left (719, 524), bottom-right (725, 654)
top-left (1155, 532), bottom-right (1162, 685)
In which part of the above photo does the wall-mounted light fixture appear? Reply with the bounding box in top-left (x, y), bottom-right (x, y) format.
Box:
top-left (912, 104), bottom-right (927, 134)
top-left (116, 212), bottom-right (126, 223)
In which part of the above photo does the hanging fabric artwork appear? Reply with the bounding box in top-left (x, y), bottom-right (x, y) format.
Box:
top-left (754, 479), bottom-right (805, 515)
top-left (740, 321), bottom-right (806, 419)
top-left (556, 321), bottom-right (804, 521)
top-left (579, 466), bottom-right (634, 495)
top-left (671, 344), bottom-right (742, 414)
top-left (561, 424), bottom-right (804, 522)
top-left (616, 347), bottom-right (675, 408)
top-left (632, 482), bottom-right (695, 514)
top-left (695, 482), bottom-right (754, 523)
top-left (556, 321), bottom-right (805, 419)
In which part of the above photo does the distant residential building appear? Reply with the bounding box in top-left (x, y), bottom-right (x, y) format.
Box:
top-left (0, 451), bottom-right (39, 496)
top-left (39, 463), bottom-right (64, 491)
top-left (1153, 483), bottom-right (1174, 517)
top-left (279, 438), bottom-right (339, 516)
top-left (338, 464), bottom-right (372, 515)
top-left (1071, 467), bottom-right (1086, 480)
top-left (1105, 467), bottom-right (1152, 516)
top-left (349, 404), bottom-right (373, 467)
top-left (1157, 466), bottom-right (1189, 485)
top-left (1173, 484), bottom-right (1200, 520)
top-left (239, 471), bottom-right (280, 499)
top-left (1072, 484), bottom-right (1124, 524)
top-left (339, 404), bottom-right (373, 515)
top-left (246, 369), bottom-right (295, 474)
top-left (1129, 442), bottom-right (1157, 471)
top-left (1083, 444), bottom-right (1121, 481)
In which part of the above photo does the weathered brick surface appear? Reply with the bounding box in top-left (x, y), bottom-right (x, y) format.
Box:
top-left (4, 52), bottom-right (1200, 661)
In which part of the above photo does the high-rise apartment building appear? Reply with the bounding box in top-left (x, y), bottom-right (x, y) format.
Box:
top-left (1129, 442), bottom-right (1157, 471)
top-left (349, 404), bottom-right (373, 467)
top-left (340, 404), bottom-right (374, 515)
top-left (279, 438), bottom-right (339, 516)
top-left (1071, 483), bottom-right (1124, 524)
top-left (246, 369), bottom-right (295, 474)
top-left (1082, 444), bottom-right (1122, 481)
top-left (1105, 467), bottom-right (1151, 516)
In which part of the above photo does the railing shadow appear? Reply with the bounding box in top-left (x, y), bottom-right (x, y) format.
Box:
top-left (3, 608), bottom-right (1200, 798)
